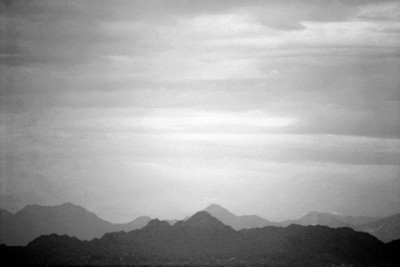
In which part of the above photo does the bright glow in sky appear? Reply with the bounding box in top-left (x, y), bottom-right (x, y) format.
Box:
top-left (1, 0), bottom-right (399, 222)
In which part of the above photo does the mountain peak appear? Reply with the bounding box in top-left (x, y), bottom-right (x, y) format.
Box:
top-left (297, 211), bottom-right (351, 228)
top-left (206, 203), bottom-right (225, 209)
top-left (202, 204), bottom-right (274, 230)
top-left (204, 203), bottom-right (234, 214)
top-left (184, 211), bottom-right (228, 230)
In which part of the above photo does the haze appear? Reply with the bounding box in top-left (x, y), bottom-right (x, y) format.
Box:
top-left (1, 0), bottom-right (399, 223)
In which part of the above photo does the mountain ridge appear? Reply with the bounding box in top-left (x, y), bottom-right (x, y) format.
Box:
top-left (203, 203), bottom-right (278, 230)
top-left (359, 214), bottom-right (400, 242)
top-left (2, 210), bottom-right (397, 266)
top-left (0, 202), bottom-right (152, 246)
top-left (1, 202), bottom-right (399, 245)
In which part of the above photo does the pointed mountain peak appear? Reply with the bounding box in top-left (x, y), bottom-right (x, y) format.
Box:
top-left (189, 211), bottom-right (215, 220)
top-left (184, 211), bottom-right (229, 230)
top-left (204, 203), bottom-right (234, 214)
top-left (206, 203), bottom-right (225, 209)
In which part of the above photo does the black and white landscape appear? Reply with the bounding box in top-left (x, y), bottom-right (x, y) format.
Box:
top-left (1, 0), bottom-right (400, 266)
top-left (1, 202), bottom-right (400, 265)
top-left (2, 203), bottom-right (400, 246)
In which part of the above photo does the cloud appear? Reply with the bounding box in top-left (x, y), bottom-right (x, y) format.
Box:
top-left (356, 1), bottom-right (400, 21)
top-left (1, 0), bottom-right (399, 221)
top-left (2, 0), bottom-right (399, 68)
top-left (0, 1), bottom-right (170, 68)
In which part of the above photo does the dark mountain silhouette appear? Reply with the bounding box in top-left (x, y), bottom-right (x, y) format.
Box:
top-left (0, 202), bottom-right (151, 246)
top-left (359, 214), bottom-right (400, 242)
top-left (2, 211), bottom-right (397, 266)
top-left (203, 203), bottom-right (277, 230)
top-left (182, 211), bottom-right (230, 229)
top-left (384, 239), bottom-right (400, 265)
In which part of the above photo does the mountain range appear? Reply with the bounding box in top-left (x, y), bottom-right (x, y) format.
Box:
top-left (2, 211), bottom-right (399, 266)
top-left (1, 202), bottom-right (399, 246)
top-left (0, 202), bottom-right (151, 246)
top-left (203, 203), bottom-right (399, 243)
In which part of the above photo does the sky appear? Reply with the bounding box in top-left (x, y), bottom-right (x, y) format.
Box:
top-left (1, 0), bottom-right (400, 223)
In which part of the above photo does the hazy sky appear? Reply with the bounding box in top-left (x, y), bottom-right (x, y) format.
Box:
top-left (1, 0), bottom-right (400, 223)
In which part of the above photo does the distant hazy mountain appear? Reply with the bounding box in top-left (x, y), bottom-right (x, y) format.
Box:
top-left (202, 204), bottom-right (384, 230)
top-left (278, 211), bottom-right (400, 242)
top-left (203, 203), bottom-right (277, 230)
top-left (2, 211), bottom-right (394, 266)
top-left (281, 211), bottom-right (381, 228)
top-left (384, 238), bottom-right (400, 265)
top-left (1, 202), bottom-right (397, 245)
top-left (204, 204), bottom-right (399, 242)
top-left (282, 211), bottom-right (353, 228)
top-left (359, 214), bottom-right (400, 242)
top-left (113, 216), bottom-right (152, 232)
top-left (0, 203), bottom-right (151, 246)
top-left (163, 219), bottom-right (179, 225)
top-left (340, 214), bottom-right (382, 225)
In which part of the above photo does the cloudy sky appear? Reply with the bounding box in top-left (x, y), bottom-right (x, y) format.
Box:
top-left (1, 0), bottom-right (400, 222)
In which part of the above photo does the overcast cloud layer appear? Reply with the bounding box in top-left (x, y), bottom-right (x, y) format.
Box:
top-left (1, 0), bottom-right (400, 222)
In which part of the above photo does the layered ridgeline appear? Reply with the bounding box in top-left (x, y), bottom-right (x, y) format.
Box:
top-left (2, 211), bottom-right (400, 266)
top-left (280, 211), bottom-right (400, 243)
top-left (1, 202), bottom-right (399, 246)
top-left (0, 203), bottom-right (152, 246)
top-left (203, 203), bottom-right (280, 229)
top-left (203, 204), bottom-right (400, 242)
